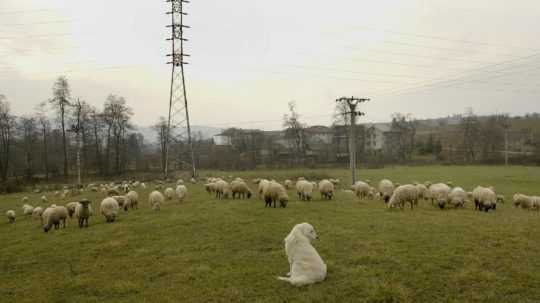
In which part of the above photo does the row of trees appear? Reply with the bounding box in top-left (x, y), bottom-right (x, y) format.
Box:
top-left (0, 77), bottom-right (142, 182)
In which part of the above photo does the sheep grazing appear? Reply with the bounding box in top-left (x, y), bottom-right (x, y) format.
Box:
top-left (448, 187), bottom-right (467, 208)
top-left (177, 179), bottom-right (184, 185)
top-left (41, 195), bottom-right (48, 203)
top-left (6, 210), bottom-right (16, 223)
top-left (149, 191), bottom-right (164, 211)
top-left (472, 186), bottom-right (497, 212)
top-left (513, 194), bottom-right (536, 210)
top-left (429, 183), bottom-right (452, 209)
top-left (32, 207), bottom-right (44, 223)
top-left (100, 197), bottom-right (120, 222)
top-left (215, 180), bottom-right (231, 199)
top-left (126, 191), bottom-right (139, 210)
top-left (22, 204), bottom-right (34, 216)
top-left (318, 180), bottom-right (335, 200)
top-left (329, 178), bottom-right (341, 188)
top-left (140, 182), bottom-right (146, 189)
top-left (496, 195), bottom-right (505, 204)
top-left (284, 179), bottom-right (293, 190)
top-left (190, 177), bottom-right (197, 184)
top-left (351, 181), bottom-right (370, 200)
top-left (296, 180), bottom-right (314, 201)
top-left (415, 184), bottom-right (428, 201)
top-left (258, 179), bottom-right (270, 198)
top-left (42, 205), bottom-right (68, 232)
top-left (75, 200), bottom-right (93, 228)
top-left (66, 202), bottom-right (78, 218)
top-left (176, 185), bottom-right (188, 202)
top-left (111, 196), bottom-right (128, 211)
top-left (264, 181), bottom-right (289, 208)
top-left (22, 196), bottom-right (29, 203)
top-left (378, 179), bottom-right (395, 203)
top-left (231, 180), bottom-right (252, 199)
top-left (388, 184), bottom-right (418, 210)
top-left (164, 187), bottom-right (175, 200)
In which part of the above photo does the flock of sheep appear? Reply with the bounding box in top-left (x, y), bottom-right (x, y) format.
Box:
top-left (3, 173), bottom-right (540, 287)
top-left (4, 179), bottom-right (190, 231)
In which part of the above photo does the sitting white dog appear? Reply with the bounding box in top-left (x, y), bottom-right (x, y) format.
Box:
top-left (278, 222), bottom-right (327, 286)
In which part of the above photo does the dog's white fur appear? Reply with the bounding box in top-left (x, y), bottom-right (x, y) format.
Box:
top-left (278, 223), bottom-right (327, 286)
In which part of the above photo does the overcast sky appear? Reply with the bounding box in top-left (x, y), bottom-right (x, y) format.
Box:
top-left (1, 0), bottom-right (539, 130)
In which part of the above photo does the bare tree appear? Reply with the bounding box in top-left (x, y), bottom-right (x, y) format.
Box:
top-left (35, 102), bottom-right (51, 179)
top-left (49, 76), bottom-right (72, 177)
top-left (19, 116), bottom-right (38, 180)
top-left (0, 95), bottom-right (15, 181)
top-left (154, 116), bottom-right (168, 173)
top-left (88, 107), bottom-right (104, 175)
top-left (283, 101), bottom-right (307, 165)
top-left (103, 95), bottom-right (133, 175)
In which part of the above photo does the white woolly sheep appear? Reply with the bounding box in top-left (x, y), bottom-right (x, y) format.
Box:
top-left (388, 184), bottom-right (418, 210)
top-left (215, 180), bottom-right (231, 199)
top-left (231, 181), bottom-right (252, 199)
top-left (264, 181), bottom-right (289, 208)
top-left (296, 180), bottom-right (314, 201)
top-left (75, 200), bottom-right (93, 228)
top-left (416, 184), bottom-right (428, 201)
top-left (448, 187), bottom-right (467, 208)
top-left (258, 179), bottom-right (270, 198)
top-left (472, 186), bottom-right (497, 212)
top-left (100, 197), bottom-right (120, 222)
top-left (190, 177), bottom-right (197, 184)
top-left (22, 196), bottom-right (29, 203)
top-left (318, 180), bottom-right (335, 200)
top-left (378, 179), bottom-right (395, 203)
top-left (6, 210), bottom-right (15, 223)
top-left (513, 193), bottom-right (532, 209)
top-left (164, 187), bottom-right (175, 200)
top-left (126, 191), bottom-right (139, 210)
top-left (351, 181), bottom-right (370, 200)
top-left (284, 179), bottom-right (293, 190)
top-left (42, 205), bottom-right (68, 232)
top-left (111, 196), bottom-right (128, 211)
top-left (32, 207), bottom-right (44, 223)
top-left (66, 202), bottom-right (78, 218)
top-left (149, 191), bottom-right (164, 211)
top-left (176, 185), bottom-right (188, 202)
top-left (429, 183), bottom-right (452, 209)
top-left (22, 204), bottom-right (34, 216)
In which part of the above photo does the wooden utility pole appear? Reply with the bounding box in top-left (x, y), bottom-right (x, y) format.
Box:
top-left (336, 96), bottom-right (370, 185)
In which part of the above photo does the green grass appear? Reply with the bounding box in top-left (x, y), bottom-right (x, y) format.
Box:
top-left (2, 165), bottom-right (540, 303)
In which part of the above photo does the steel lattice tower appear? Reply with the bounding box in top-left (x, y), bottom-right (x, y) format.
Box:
top-left (165, 0), bottom-right (196, 178)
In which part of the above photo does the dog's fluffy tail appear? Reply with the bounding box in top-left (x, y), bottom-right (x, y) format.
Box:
top-left (277, 276), bottom-right (291, 283)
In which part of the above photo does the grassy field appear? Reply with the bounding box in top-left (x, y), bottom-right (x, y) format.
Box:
top-left (1, 165), bottom-right (540, 303)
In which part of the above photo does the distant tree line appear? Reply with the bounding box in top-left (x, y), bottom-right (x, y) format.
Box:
top-left (0, 76), bottom-right (145, 185)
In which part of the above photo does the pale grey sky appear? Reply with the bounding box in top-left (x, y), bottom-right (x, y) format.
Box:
top-left (1, 0), bottom-right (539, 130)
